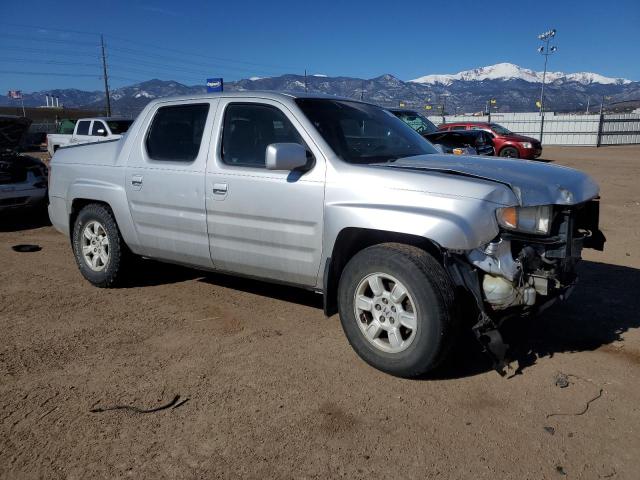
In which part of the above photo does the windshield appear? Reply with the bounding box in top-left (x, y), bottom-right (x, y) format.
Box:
top-left (296, 99), bottom-right (437, 163)
top-left (392, 111), bottom-right (438, 134)
top-left (106, 120), bottom-right (133, 135)
top-left (489, 123), bottom-right (513, 135)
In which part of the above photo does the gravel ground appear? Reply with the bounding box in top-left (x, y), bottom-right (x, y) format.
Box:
top-left (1, 146), bottom-right (639, 479)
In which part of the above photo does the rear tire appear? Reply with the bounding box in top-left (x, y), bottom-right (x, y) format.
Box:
top-left (72, 203), bottom-right (129, 288)
top-left (499, 146), bottom-right (519, 158)
top-left (337, 243), bottom-right (458, 377)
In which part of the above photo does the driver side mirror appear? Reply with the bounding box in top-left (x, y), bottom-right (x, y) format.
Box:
top-left (96, 129), bottom-right (107, 136)
top-left (265, 143), bottom-right (308, 171)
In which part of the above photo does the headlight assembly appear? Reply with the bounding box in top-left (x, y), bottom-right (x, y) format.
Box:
top-left (496, 205), bottom-right (553, 235)
top-left (519, 142), bottom-right (532, 149)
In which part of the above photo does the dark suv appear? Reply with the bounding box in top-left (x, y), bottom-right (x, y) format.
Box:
top-left (438, 121), bottom-right (542, 159)
top-left (389, 109), bottom-right (494, 156)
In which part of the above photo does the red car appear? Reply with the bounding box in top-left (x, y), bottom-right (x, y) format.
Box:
top-left (438, 122), bottom-right (542, 159)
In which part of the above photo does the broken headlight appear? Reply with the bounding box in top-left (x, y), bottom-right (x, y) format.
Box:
top-left (496, 205), bottom-right (552, 235)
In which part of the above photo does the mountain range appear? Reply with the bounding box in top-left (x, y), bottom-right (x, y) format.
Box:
top-left (2, 63), bottom-right (638, 116)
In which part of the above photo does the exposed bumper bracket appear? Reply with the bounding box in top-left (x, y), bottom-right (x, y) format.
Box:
top-left (444, 254), bottom-right (510, 376)
top-left (472, 313), bottom-right (509, 376)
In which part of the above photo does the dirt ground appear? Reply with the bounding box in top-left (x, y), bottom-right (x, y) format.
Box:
top-left (1, 146), bottom-right (639, 479)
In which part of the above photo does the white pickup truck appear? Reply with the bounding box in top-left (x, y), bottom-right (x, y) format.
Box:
top-left (47, 117), bottom-right (133, 156)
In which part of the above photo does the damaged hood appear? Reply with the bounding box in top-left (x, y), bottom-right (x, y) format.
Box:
top-left (381, 154), bottom-right (599, 206)
top-left (0, 116), bottom-right (32, 152)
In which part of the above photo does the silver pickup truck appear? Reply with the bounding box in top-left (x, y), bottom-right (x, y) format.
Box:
top-left (48, 92), bottom-right (605, 377)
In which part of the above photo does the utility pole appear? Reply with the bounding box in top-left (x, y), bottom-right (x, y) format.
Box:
top-left (537, 29), bottom-right (557, 143)
top-left (304, 69), bottom-right (308, 93)
top-left (101, 34), bottom-right (111, 117)
top-left (360, 80), bottom-right (365, 101)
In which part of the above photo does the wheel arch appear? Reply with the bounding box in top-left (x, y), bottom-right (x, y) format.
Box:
top-left (64, 173), bottom-right (141, 251)
top-left (69, 198), bottom-right (111, 242)
top-left (322, 227), bottom-right (444, 316)
top-left (67, 195), bottom-right (140, 253)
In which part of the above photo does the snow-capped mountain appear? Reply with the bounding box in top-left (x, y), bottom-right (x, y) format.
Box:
top-left (411, 63), bottom-right (632, 86)
top-left (2, 65), bottom-right (637, 115)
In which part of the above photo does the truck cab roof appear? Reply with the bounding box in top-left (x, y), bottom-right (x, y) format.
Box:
top-left (141, 91), bottom-right (367, 108)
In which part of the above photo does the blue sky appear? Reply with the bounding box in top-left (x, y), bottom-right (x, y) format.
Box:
top-left (1, 0), bottom-right (639, 93)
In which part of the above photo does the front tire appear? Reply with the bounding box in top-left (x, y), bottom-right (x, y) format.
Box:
top-left (337, 243), bottom-right (458, 377)
top-left (72, 203), bottom-right (128, 288)
top-left (499, 146), bottom-right (519, 158)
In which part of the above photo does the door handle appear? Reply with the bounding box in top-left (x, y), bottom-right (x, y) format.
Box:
top-left (212, 183), bottom-right (228, 194)
top-left (131, 175), bottom-right (143, 187)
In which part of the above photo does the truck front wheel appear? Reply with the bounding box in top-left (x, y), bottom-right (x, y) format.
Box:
top-left (72, 203), bottom-right (129, 288)
top-left (337, 243), bottom-right (458, 377)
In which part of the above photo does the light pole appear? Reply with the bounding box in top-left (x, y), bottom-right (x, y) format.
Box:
top-left (599, 95), bottom-right (611, 115)
top-left (537, 29), bottom-right (557, 142)
top-left (440, 94), bottom-right (450, 124)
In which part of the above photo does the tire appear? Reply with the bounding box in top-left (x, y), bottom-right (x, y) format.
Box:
top-left (499, 146), bottom-right (519, 158)
top-left (72, 203), bottom-right (129, 288)
top-left (337, 243), bottom-right (458, 377)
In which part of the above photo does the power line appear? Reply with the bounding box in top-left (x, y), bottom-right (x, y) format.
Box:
top-left (0, 70), bottom-right (101, 78)
top-left (1, 46), bottom-right (101, 58)
top-left (0, 32), bottom-right (99, 47)
top-left (106, 48), bottom-right (284, 76)
top-left (107, 57), bottom-right (267, 79)
top-left (0, 21), bottom-right (98, 37)
top-left (104, 35), bottom-right (299, 71)
top-left (0, 57), bottom-right (100, 67)
top-left (109, 67), bottom-right (206, 85)
top-left (0, 21), bottom-right (301, 73)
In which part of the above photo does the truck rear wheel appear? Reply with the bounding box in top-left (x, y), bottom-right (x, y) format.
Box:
top-left (72, 203), bottom-right (128, 288)
top-left (337, 243), bottom-right (458, 377)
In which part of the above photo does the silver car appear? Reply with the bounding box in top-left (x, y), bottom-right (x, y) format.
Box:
top-left (48, 92), bottom-right (605, 377)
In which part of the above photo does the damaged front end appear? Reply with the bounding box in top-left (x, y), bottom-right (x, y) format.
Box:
top-left (447, 198), bottom-right (605, 374)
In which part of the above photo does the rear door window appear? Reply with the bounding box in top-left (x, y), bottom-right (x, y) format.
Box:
top-left (145, 104), bottom-right (210, 162)
top-left (76, 121), bottom-right (91, 136)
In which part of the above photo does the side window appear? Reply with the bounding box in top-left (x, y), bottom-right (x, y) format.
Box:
top-left (76, 121), bottom-right (91, 136)
top-left (450, 125), bottom-right (466, 130)
top-left (146, 103), bottom-right (210, 162)
top-left (91, 121), bottom-right (107, 136)
top-left (222, 103), bottom-right (304, 167)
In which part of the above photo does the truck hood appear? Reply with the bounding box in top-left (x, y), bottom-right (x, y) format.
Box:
top-left (0, 116), bottom-right (32, 152)
top-left (381, 154), bottom-right (599, 206)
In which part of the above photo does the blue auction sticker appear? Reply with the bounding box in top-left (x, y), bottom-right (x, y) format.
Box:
top-left (206, 78), bottom-right (223, 92)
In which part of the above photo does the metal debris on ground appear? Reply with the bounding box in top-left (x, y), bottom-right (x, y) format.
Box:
top-left (547, 373), bottom-right (604, 419)
top-left (554, 372), bottom-right (570, 388)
